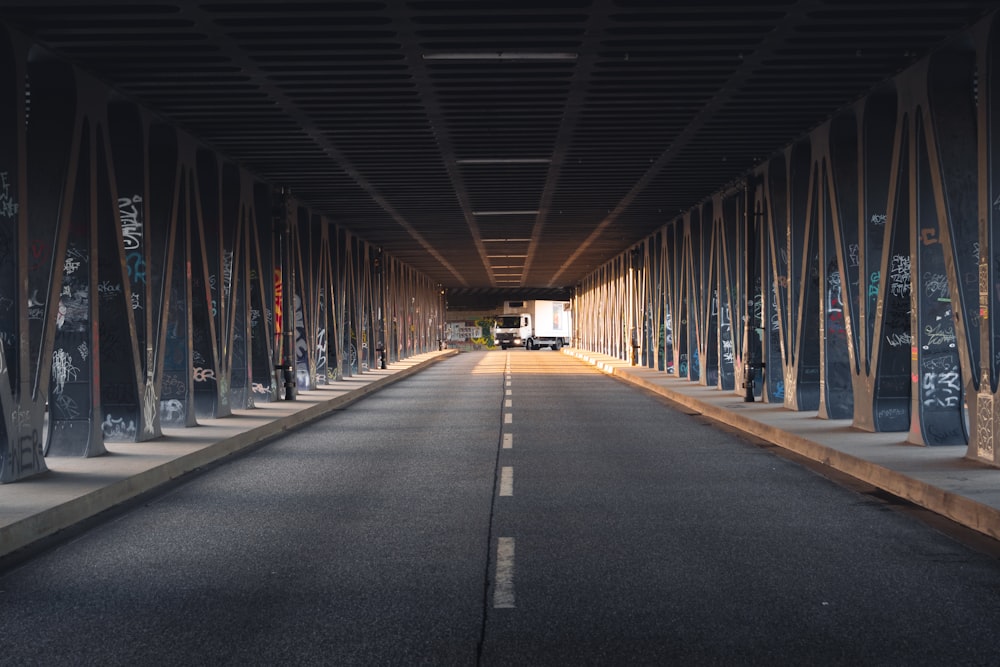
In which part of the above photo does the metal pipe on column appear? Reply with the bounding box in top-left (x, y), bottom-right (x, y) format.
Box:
top-left (273, 187), bottom-right (296, 400)
top-left (743, 178), bottom-right (757, 402)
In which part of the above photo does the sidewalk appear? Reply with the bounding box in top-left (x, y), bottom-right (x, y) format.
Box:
top-left (0, 349), bottom-right (458, 562)
top-left (564, 348), bottom-right (1000, 542)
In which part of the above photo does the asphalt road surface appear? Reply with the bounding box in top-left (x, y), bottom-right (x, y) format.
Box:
top-left (2, 350), bottom-right (1000, 666)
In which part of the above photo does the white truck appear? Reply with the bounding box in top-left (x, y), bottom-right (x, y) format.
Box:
top-left (493, 300), bottom-right (572, 350)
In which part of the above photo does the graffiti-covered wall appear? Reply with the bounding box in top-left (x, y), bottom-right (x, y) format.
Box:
top-left (575, 14), bottom-right (1000, 467)
top-left (0, 29), bottom-right (443, 482)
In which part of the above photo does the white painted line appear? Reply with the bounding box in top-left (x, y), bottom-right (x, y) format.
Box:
top-left (505, 399), bottom-right (512, 408)
top-left (502, 433), bottom-right (513, 449)
top-left (504, 413), bottom-right (512, 424)
top-left (494, 537), bottom-right (515, 609)
top-left (505, 389), bottom-right (512, 396)
top-left (500, 466), bottom-right (513, 496)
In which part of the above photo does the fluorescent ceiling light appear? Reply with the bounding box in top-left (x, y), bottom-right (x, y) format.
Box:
top-left (483, 238), bottom-right (531, 243)
top-left (488, 255), bottom-right (527, 259)
top-left (423, 52), bottom-right (578, 61)
top-left (474, 211), bottom-right (538, 216)
top-left (457, 158), bottom-right (551, 165)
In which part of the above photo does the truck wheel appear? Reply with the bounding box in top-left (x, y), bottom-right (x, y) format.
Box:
top-left (500, 344), bottom-right (507, 350)
top-left (552, 341), bottom-right (560, 351)
top-left (525, 339), bottom-right (533, 350)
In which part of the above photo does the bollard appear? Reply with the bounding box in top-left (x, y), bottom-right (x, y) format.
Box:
top-left (743, 362), bottom-right (755, 402)
top-left (276, 364), bottom-right (296, 400)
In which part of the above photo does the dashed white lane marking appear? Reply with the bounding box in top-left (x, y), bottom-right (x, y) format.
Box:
top-left (505, 389), bottom-right (512, 396)
top-left (494, 537), bottom-right (516, 609)
top-left (505, 399), bottom-right (512, 408)
top-left (504, 413), bottom-right (512, 424)
top-left (502, 433), bottom-right (513, 449)
top-left (500, 466), bottom-right (513, 496)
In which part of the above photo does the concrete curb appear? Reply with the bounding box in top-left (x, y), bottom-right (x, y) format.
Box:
top-left (565, 348), bottom-right (1000, 542)
top-left (0, 349), bottom-right (458, 561)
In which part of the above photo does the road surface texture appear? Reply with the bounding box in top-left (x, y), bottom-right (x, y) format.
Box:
top-left (2, 350), bottom-right (999, 666)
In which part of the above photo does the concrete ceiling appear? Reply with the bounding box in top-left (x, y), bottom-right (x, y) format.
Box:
top-left (2, 0), bottom-right (995, 301)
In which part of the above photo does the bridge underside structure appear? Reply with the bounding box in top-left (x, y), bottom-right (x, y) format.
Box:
top-left (0, 29), bottom-right (443, 482)
top-left (578, 14), bottom-right (1000, 465)
top-left (2, 6), bottom-right (1000, 483)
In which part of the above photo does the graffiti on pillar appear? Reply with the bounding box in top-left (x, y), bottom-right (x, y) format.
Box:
top-left (51, 348), bottom-right (81, 396)
top-left (97, 281), bottom-right (122, 301)
top-left (888, 254), bottom-right (910, 298)
top-left (294, 293), bottom-right (311, 387)
top-left (124, 221), bottom-right (145, 368)
top-left (826, 270), bottom-right (845, 335)
top-left (7, 430), bottom-right (42, 479)
top-left (142, 381), bottom-right (157, 436)
top-left (868, 271), bottom-right (881, 311)
top-left (119, 195), bottom-right (143, 249)
top-left (766, 280), bottom-right (782, 401)
top-left (249, 265), bottom-right (276, 401)
top-left (49, 226), bottom-right (97, 453)
top-left (222, 249), bottom-right (233, 301)
top-left (161, 248), bottom-right (190, 426)
top-left (663, 309), bottom-right (674, 373)
top-left (916, 188), bottom-right (964, 444)
top-left (719, 300), bottom-right (735, 390)
top-left (160, 398), bottom-right (184, 423)
top-left (125, 253), bottom-right (145, 286)
top-left (824, 261), bottom-right (853, 418)
top-left (316, 327), bottom-right (328, 383)
top-left (921, 349), bottom-right (959, 406)
top-left (871, 176), bottom-right (913, 430)
top-left (705, 290), bottom-right (720, 386)
top-left (57, 246), bottom-right (89, 333)
top-left (274, 268), bottom-right (283, 336)
top-left (789, 240), bottom-right (823, 409)
top-left (101, 413), bottom-right (136, 440)
top-left (192, 365), bottom-right (216, 382)
top-left (0, 171), bottom-right (17, 219)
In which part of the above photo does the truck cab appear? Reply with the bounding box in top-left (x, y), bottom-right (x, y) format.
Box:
top-left (494, 314), bottom-right (530, 350)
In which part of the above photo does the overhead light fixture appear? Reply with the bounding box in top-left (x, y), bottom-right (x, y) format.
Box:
top-left (423, 52), bottom-right (578, 61)
top-left (457, 158), bottom-right (551, 165)
top-left (474, 211), bottom-right (539, 216)
top-left (483, 238), bottom-right (531, 242)
top-left (488, 254), bottom-right (527, 258)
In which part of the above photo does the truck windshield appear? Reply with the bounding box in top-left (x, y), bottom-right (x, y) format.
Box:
top-left (497, 316), bottom-right (521, 328)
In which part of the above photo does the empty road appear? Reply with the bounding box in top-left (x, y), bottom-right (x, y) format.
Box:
top-left (2, 351), bottom-right (1000, 665)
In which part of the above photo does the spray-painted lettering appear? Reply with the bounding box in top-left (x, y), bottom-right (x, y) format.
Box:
top-left (0, 172), bottom-right (18, 219)
top-left (119, 195), bottom-right (143, 250)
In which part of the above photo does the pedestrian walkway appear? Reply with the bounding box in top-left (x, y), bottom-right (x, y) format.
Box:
top-left (0, 350), bottom-right (458, 562)
top-left (564, 348), bottom-right (1000, 542)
